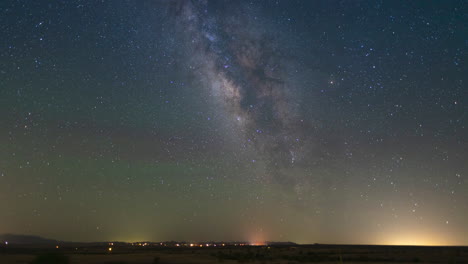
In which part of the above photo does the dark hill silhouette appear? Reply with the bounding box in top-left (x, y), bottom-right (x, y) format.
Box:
top-left (0, 234), bottom-right (58, 244)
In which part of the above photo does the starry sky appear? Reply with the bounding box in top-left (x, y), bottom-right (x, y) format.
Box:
top-left (1, 0), bottom-right (467, 245)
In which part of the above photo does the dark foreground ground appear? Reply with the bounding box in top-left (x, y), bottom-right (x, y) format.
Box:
top-left (1, 244), bottom-right (467, 264)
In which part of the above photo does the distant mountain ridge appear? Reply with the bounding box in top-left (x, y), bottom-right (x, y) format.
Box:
top-left (266, 241), bottom-right (298, 246)
top-left (0, 234), bottom-right (59, 244)
top-left (0, 234), bottom-right (298, 246)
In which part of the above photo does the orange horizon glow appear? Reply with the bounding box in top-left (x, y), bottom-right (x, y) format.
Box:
top-left (249, 241), bottom-right (266, 246)
top-left (379, 233), bottom-right (452, 246)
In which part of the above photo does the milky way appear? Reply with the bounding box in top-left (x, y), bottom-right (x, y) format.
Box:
top-left (1, 0), bottom-right (467, 244)
top-left (169, 1), bottom-right (319, 194)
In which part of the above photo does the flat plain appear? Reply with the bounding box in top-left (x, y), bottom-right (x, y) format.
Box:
top-left (1, 244), bottom-right (467, 264)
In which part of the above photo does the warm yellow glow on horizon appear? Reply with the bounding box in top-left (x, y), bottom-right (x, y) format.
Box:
top-left (249, 241), bottom-right (266, 246)
top-left (379, 231), bottom-right (451, 246)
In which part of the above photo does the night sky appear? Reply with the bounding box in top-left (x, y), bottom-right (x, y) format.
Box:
top-left (1, 0), bottom-right (467, 245)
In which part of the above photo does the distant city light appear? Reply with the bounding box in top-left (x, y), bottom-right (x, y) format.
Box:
top-left (4, 241), bottom-right (8, 245)
top-left (108, 247), bottom-right (112, 252)
top-left (56, 245), bottom-right (59, 249)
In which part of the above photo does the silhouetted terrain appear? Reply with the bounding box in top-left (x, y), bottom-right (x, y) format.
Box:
top-left (1, 240), bottom-right (467, 264)
top-left (0, 234), bottom-right (59, 245)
